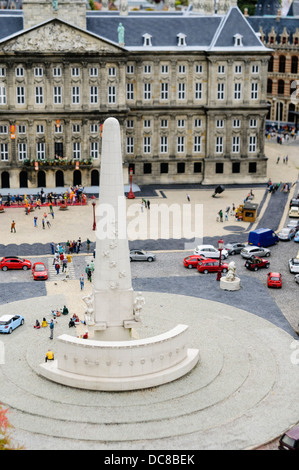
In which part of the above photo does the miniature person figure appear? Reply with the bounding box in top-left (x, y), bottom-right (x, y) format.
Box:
top-left (133, 292), bottom-right (145, 321)
top-left (118, 22), bottom-right (125, 45)
top-left (52, 0), bottom-right (58, 11)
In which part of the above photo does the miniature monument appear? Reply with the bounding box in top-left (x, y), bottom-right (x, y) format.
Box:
top-left (39, 117), bottom-right (199, 390)
top-left (220, 261), bottom-right (241, 291)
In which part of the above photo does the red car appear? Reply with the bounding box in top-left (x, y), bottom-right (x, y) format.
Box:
top-left (267, 272), bottom-right (282, 288)
top-left (197, 259), bottom-right (228, 274)
top-left (183, 255), bottom-right (205, 269)
top-left (0, 257), bottom-right (31, 271)
top-left (32, 262), bottom-right (48, 280)
top-left (245, 256), bottom-right (270, 271)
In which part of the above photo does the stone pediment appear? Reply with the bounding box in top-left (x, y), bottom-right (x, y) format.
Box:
top-left (1, 20), bottom-right (121, 54)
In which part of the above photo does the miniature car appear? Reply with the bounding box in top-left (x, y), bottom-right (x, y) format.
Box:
top-left (196, 258), bottom-right (228, 274)
top-left (224, 242), bottom-right (246, 255)
top-left (289, 258), bottom-right (299, 273)
top-left (277, 227), bottom-right (296, 241)
top-left (289, 206), bottom-right (299, 218)
top-left (129, 250), bottom-right (156, 262)
top-left (245, 256), bottom-right (270, 271)
top-left (183, 255), bottom-right (205, 269)
top-left (0, 257), bottom-right (32, 271)
top-left (240, 245), bottom-right (271, 259)
top-left (279, 424), bottom-right (299, 450)
top-left (193, 244), bottom-right (229, 259)
top-left (295, 274), bottom-right (299, 284)
top-left (294, 231), bottom-right (299, 243)
top-left (32, 262), bottom-right (48, 280)
top-left (0, 314), bottom-right (24, 334)
top-left (267, 272), bottom-right (282, 288)
top-left (287, 220), bottom-right (299, 231)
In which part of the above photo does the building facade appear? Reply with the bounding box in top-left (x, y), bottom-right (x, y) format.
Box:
top-left (0, 1), bottom-right (272, 190)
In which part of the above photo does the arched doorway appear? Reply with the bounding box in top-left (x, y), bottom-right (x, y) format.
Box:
top-left (19, 170), bottom-right (28, 188)
top-left (73, 169), bottom-right (81, 186)
top-left (1, 171), bottom-right (10, 189)
top-left (37, 170), bottom-right (46, 188)
top-left (55, 170), bottom-right (64, 187)
top-left (91, 169), bottom-right (99, 186)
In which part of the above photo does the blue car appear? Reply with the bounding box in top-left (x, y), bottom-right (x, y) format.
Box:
top-left (0, 314), bottom-right (24, 334)
top-left (294, 231), bottom-right (299, 243)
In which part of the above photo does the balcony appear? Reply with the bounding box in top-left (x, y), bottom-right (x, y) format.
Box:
top-left (22, 158), bottom-right (93, 169)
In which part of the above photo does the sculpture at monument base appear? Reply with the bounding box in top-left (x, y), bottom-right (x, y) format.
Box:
top-left (220, 261), bottom-right (241, 291)
top-left (39, 117), bottom-right (199, 390)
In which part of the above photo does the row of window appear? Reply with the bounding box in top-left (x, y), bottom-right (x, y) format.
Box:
top-left (0, 134), bottom-right (259, 161)
top-left (0, 81), bottom-right (260, 105)
top-left (0, 63), bottom-right (262, 78)
top-left (131, 161), bottom-right (258, 175)
top-left (0, 118), bottom-right (258, 135)
top-left (268, 55), bottom-right (298, 74)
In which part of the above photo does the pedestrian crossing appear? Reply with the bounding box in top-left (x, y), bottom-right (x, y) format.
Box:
top-left (47, 258), bottom-right (76, 281)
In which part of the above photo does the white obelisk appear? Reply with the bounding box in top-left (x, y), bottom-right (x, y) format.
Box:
top-left (91, 117), bottom-right (137, 341)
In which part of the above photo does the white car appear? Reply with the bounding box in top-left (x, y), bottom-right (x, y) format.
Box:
top-left (289, 206), bottom-right (299, 218)
top-left (193, 244), bottom-right (229, 259)
top-left (277, 227), bottom-right (296, 241)
top-left (240, 245), bottom-right (271, 259)
top-left (289, 258), bottom-right (299, 273)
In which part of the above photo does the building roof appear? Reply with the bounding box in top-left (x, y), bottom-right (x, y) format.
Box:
top-left (0, 10), bottom-right (23, 41)
top-left (254, 0), bottom-right (281, 16)
top-left (248, 15), bottom-right (299, 41)
top-left (287, 0), bottom-right (299, 16)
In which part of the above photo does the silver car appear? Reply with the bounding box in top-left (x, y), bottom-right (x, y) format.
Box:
top-left (287, 220), bottom-right (299, 231)
top-left (224, 242), bottom-right (246, 255)
top-left (289, 258), bottom-right (299, 273)
top-left (240, 245), bottom-right (271, 259)
top-left (277, 227), bottom-right (296, 241)
top-left (130, 250), bottom-right (156, 262)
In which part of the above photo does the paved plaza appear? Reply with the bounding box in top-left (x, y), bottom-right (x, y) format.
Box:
top-left (0, 140), bottom-right (298, 450)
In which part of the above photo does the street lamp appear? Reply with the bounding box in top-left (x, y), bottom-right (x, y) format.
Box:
top-left (91, 196), bottom-right (96, 231)
top-left (127, 168), bottom-right (135, 199)
top-left (216, 237), bottom-right (224, 281)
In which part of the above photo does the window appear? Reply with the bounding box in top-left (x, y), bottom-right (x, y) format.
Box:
top-left (144, 137), bottom-right (151, 153)
top-left (89, 67), bottom-right (98, 77)
top-left (0, 125), bottom-right (8, 134)
top-left (194, 162), bottom-right (202, 173)
top-left (279, 56), bottom-right (285, 73)
top-left (54, 124), bottom-right (63, 134)
top-left (218, 65), bottom-right (225, 74)
top-left (73, 142), bottom-right (81, 160)
top-left (161, 65), bottom-right (168, 74)
top-left (143, 35), bottom-right (152, 47)
top-left (291, 56), bottom-right (298, 74)
top-left (232, 136), bottom-right (240, 153)
top-left (126, 137), bottom-right (134, 154)
top-left (126, 120), bottom-right (134, 128)
top-left (53, 86), bottom-right (62, 104)
top-left (143, 83), bottom-right (151, 100)
top-left (18, 143), bottom-right (27, 161)
top-left (18, 125), bottom-right (26, 134)
top-left (178, 65), bottom-right (186, 74)
top-left (161, 82), bottom-right (168, 100)
top-left (126, 83), bottom-right (134, 100)
top-left (252, 65), bottom-right (259, 74)
top-left (232, 162), bottom-right (240, 173)
top-left (177, 34), bottom-right (186, 47)
top-left (90, 124), bottom-right (98, 133)
top-left (216, 119), bottom-right (224, 128)
top-left (126, 65), bottom-right (134, 74)
top-left (234, 34), bottom-right (243, 47)
top-left (194, 119), bottom-right (202, 128)
top-left (216, 162), bottom-right (223, 173)
top-left (195, 64), bottom-right (203, 74)
top-left (267, 79), bottom-right (273, 94)
top-left (161, 119), bottom-right (168, 128)
top-left (195, 82), bottom-right (202, 100)
top-left (278, 80), bottom-right (284, 95)
top-left (16, 86), bottom-right (25, 104)
top-left (144, 65), bottom-right (151, 74)
top-left (0, 86), bottom-right (6, 104)
top-left (194, 136), bottom-right (201, 153)
top-left (216, 136), bottom-right (223, 153)
top-left (160, 136), bottom-right (168, 153)
top-left (72, 124), bottom-right (80, 133)
top-left (72, 86), bottom-right (80, 104)
top-left (249, 136), bottom-right (256, 153)
top-left (235, 65), bottom-right (242, 74)
top-left (249, 162), bottom-right (257, 173)
top-left (90, 141), bottom-right (99, 159)
top-left (34, 67), bottom-right (43, 77)
top-left (36, 142), bottom-right (45, 160)
top-left (0, 67), bottom-right (6, 77)
top-left (35, 86), bottom-right (43, 105)
top-left (36, 125), bottom-right (44, 134)
top-left (15, 67), bottom-right (24, 77)
top-left (143, 120), bottom-right (151, 128)
top-left (249, 119), bottom-right (257, 128)
top-left (53, 67), bottom-right (62, 77)
top-left (177, 136), bottom-right (185, 153)
top-left (177, 119), bottom-right (185, 128)
top-left (108, 86), bottom-right (116, 104)
top-left (144, 163), bottom-right (152, 174)
top-left (217, 83), bottom-right (225, 100)
top-left (160, 162), bottom-right (168, 174)
top-left (108, 67), bottom-right (116, 77)
top-left (71, 67), bottom-right (80, 77)
top-left (268, 56), bottom-right (274, 72)
top-left (178, 82), bottom-right (185, 100)
top-left (90, 86), bottom-right (98, 104)
top-left (233, 119), bottom-right (241, 128)
top-left (234, 83), bottom-right (242, 100)
top-left (251, 83), bottom-right (258, 100)
top-left (177, 162), bottom-right (185, 173)
top-left (0, 143), bottom-right (8, 160)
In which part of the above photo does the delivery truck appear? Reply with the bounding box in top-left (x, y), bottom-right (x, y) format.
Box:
top-left (248, 228), bottom-right (279, 247)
